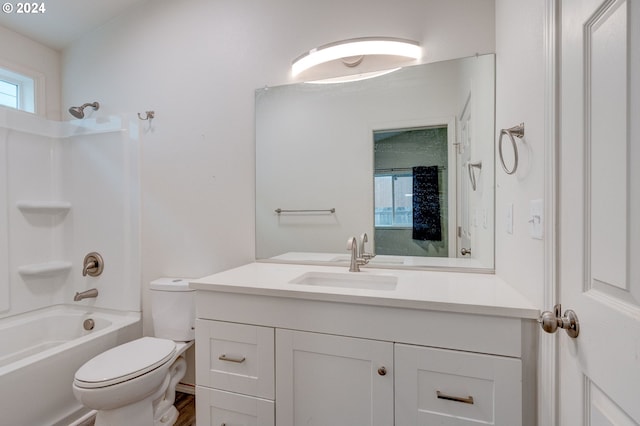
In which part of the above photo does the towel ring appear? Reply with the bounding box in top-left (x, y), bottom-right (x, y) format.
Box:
top-left (498, 123), bottom-right (525, 175)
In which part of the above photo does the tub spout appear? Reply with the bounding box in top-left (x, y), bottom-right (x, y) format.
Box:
top-left (74, 288), bottom-right (98, 301)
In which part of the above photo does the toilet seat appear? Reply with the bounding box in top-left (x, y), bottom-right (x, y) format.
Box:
top-left (74, 337), bottom-right (176, 389)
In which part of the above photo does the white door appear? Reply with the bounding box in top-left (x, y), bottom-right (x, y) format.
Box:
top-left (275, 329), bottom-right (393, 426)
top-left (559, 0), bottom-right (640, 424)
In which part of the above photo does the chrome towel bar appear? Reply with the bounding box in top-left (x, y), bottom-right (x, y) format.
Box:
top-left (275, 208), bottom-right (336, 214)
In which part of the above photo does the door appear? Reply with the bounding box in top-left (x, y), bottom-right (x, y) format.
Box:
top-left (559, 0), bottom-right (640, 424)
top-left (275, 329), bottom-right (393, 426)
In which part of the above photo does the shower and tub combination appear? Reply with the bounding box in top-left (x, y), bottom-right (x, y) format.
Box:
top-left (0, 104), bottom-right (141, 425)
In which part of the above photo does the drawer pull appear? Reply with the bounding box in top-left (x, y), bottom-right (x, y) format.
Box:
top-left (436, 391), bottom-right (474, 405)
top-left (218, 354), bottom-right (246, 363)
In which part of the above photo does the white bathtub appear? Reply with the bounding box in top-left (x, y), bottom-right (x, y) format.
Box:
top-left (0, 304), bottom-right (141, 426)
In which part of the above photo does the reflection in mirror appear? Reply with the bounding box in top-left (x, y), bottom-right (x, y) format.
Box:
top-left (255, 54), bottom-right (495, 271)
top-left (374, 126), bottom-right (451, 257)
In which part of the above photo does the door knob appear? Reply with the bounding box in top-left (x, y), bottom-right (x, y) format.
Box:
top-left (461, 248), bottom-right (471, 256)
top-left (538, 304), bottom-right (579, 338)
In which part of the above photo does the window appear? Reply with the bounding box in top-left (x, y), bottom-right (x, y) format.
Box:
top-left (0, 67), bottom-right (36, 113)
top-left (374, 173), bottom-right (413, 227)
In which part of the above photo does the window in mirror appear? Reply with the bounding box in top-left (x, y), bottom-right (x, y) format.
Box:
top-left (374, 174), bottom-right (413, 227)
top-left (374, 126), bottom-right (449, 257)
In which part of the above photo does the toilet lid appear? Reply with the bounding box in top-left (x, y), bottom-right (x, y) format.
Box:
top-left (74, 337), bottom-right (176, 388)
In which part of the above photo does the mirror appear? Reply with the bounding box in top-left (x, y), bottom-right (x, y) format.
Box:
top-left (255, 54), bottom-right (495, 271)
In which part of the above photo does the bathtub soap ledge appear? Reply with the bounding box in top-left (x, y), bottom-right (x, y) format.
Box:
top-left (18, 261), bottom-right (73, 276)
top-left (16, 200), bottom-right (71, 213)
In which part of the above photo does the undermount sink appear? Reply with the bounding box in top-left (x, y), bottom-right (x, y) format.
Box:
top-left (289, 271), bottom-right (398, 291)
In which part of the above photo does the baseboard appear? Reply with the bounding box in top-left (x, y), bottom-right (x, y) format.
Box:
top-left (177, 382), bottom-right (196, 395)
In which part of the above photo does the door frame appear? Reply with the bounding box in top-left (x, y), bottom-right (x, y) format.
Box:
top-left (540, 0), bottom-right (559, 425)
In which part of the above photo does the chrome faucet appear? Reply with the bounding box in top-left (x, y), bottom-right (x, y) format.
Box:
top-left (74, 288), bottom-right (98, 301)
top-left (347, 236), bottom-right (369, 272)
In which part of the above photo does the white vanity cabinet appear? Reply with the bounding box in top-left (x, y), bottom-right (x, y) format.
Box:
top-left (195, 319), bottom-right (275, 425)
top-left (191, 263), bottom-right (539, 426)
top-left (276, 329), bottom-right (394, 425)
top-left (394, 344), bottom-right (522, 425)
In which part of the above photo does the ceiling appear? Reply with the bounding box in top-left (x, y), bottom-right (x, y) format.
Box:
top-left (0, 0), bottom-right (149, 50)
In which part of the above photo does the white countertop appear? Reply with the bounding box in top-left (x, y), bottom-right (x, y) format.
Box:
top-left (190, 262), bottom-right (539, 319)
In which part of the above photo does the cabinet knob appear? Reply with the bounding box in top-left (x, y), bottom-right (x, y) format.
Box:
top-left (377, 366), bottom-right (387, 376)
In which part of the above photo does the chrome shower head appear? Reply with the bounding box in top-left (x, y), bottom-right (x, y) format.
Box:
top-left (68, 101), bottom-right (100, 119)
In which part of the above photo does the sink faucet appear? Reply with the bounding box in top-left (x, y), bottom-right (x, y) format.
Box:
top-left (347, 236), bottom-right (369, 272)
top-left (74, 288), bottom-right (98, 301)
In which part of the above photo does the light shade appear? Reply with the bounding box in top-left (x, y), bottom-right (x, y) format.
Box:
top-left (292, 37), bottom-right (422, 77)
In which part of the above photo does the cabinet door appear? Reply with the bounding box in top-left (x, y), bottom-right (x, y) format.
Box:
top-left (196, 386), bottom-right (274, 426)
top-left (276, 329), bottom-right (393, 426)
top-left (395, 343), bottom-right (522, 426)
top-left (196, 319), bottom-right (275, 399)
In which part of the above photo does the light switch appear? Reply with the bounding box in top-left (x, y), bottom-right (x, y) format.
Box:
top-left (530, 199), bottom-right (544, 239)
top-left (506, 203), bottom-right (513, 234)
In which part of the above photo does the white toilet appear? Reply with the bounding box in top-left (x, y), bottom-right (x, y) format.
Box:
top-left (73, 278), bottom-right (195, 426)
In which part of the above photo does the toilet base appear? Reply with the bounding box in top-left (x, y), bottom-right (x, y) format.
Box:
top-left (95, 397), bottom-right (154, 426)
top-left (91, 356), bottom-right (187, 426)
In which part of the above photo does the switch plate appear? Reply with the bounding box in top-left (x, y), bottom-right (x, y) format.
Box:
top-left (530, 199), bottom-right (544, 239)
top-left (506, 203), bottom-right (513, 234)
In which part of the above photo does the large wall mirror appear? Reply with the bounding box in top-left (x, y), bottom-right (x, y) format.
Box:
top-left (255, 54), bottom-right (495, 271)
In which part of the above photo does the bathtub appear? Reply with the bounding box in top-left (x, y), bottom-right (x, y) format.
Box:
top-left (0, 304), bottom-right (141, 426)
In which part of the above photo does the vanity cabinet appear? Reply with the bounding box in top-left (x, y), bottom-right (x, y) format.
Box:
top-left (191, 264), bottom-right (538, 426)
top-left (394, 344), bottom-right (522, 425)
top-left (195, 319), bottom-right (275, 425)
top-left (276, 329), bottom-right (394, 425)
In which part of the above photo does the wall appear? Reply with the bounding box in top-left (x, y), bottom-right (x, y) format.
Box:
top-left (0, 26), bottom-right (61, 120)
top-left (61, 0), bottom-right (495, 385)
top-left (494, 0), bottom-right (546, 307)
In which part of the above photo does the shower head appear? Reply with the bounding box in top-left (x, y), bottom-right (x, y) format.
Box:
top-left (68, 102), bottom-right (100, 119)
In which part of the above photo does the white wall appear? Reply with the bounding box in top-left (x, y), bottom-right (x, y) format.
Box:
top-left (495, 0), bottom-right (546, 307)
top-left (0, 25), bottom-right (61, 120)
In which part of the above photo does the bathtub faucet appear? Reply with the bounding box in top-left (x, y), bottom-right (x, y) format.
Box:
top-left (74, 288), bottom-right (98, 301)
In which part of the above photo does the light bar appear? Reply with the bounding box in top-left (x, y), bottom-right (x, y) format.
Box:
top-left (292, 37), bottom-right (422, 77)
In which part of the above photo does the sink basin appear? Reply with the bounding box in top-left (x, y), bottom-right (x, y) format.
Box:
top-left (290, 271), bottom-right (398, 291)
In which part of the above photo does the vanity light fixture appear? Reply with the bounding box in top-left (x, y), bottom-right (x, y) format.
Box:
top-left (291, 37), bottom-right (422, 77)
top-left (306, 67), bottom-right (401, 84)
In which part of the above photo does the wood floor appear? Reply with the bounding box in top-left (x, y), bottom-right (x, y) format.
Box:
top-left (81, 391), bottom-right (195, 426)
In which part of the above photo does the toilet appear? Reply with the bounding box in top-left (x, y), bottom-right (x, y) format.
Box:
top-left (73, 278), bottom-right (195, 426)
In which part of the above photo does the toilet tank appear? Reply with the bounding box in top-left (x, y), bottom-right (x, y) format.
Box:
top-left (150, 278), bottom-right (195, 341)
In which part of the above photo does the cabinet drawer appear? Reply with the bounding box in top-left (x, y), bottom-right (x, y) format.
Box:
top-left (196, 386), bottom-right (274, 426)
top-left (395, 344), bottom-right (522, 426)
top-left (196, 319), bottom-right (274, 399)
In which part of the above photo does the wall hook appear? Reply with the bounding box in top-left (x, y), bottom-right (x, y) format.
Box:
top-left (137, 111), bottom-right (155, 121)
